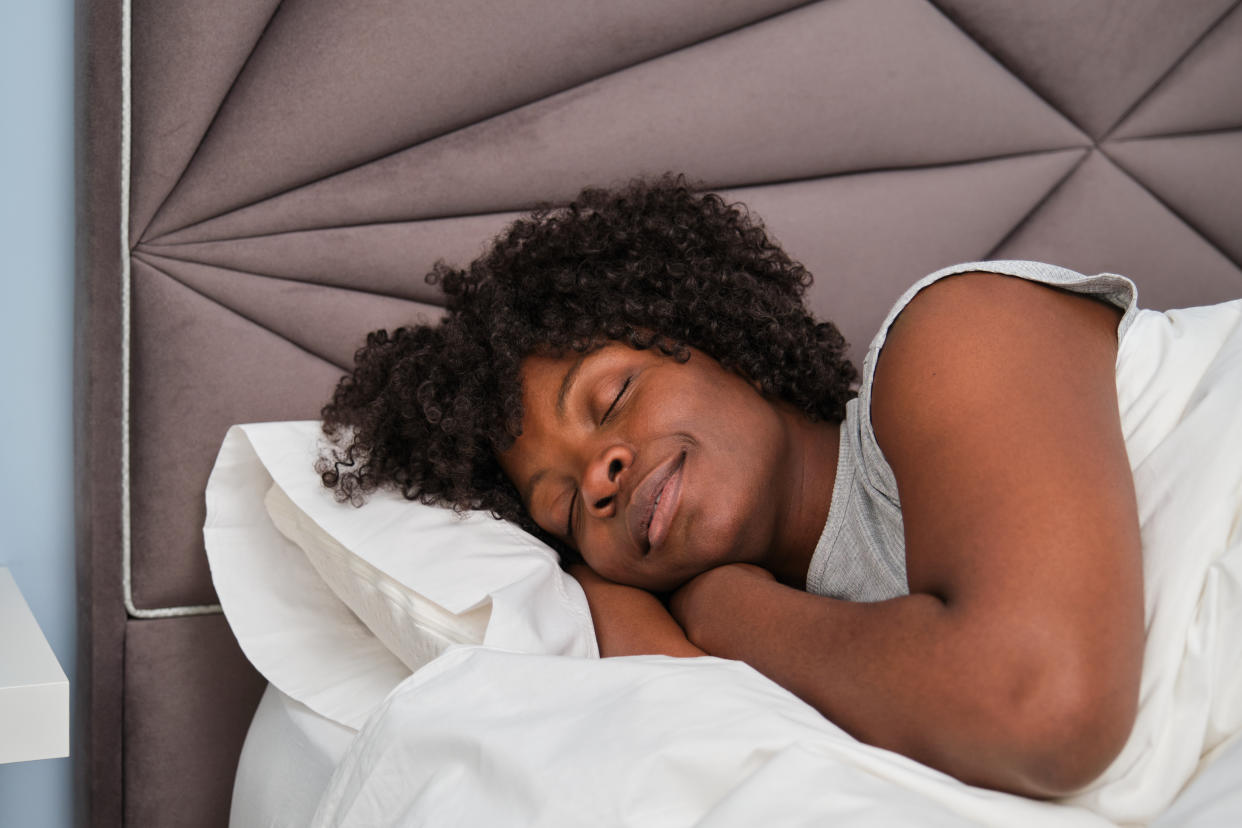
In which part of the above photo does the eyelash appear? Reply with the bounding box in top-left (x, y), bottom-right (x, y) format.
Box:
top-left (600, 377), bottom-right (631, 424)
top-left (566, 376), bottom-right (632, 537)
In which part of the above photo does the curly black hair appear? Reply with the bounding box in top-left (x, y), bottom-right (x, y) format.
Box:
top-left (318, 175), bottom-right (858, 555)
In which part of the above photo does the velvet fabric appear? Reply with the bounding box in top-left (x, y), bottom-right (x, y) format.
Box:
top-left (122, 616), bottom-right (265, 827)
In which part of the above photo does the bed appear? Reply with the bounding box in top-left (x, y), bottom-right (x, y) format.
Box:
top-left (75, 0), bottom-right (1242, 825)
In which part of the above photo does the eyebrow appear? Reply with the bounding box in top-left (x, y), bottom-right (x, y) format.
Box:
top-left (523, 469), bottom-right (546, 509)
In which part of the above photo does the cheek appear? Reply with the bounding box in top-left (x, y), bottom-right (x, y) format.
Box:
top-left (576, 527), bottom-right (672, 590)
top-left (686, 487), bottom-right (751, 556)
top-left (577, 527), bottom-right (630, 581)
top-left (683, 440), bottom-right (776, 557)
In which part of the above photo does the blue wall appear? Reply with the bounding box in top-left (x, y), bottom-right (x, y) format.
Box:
top-left (0, 0), bottom-right (77, 826)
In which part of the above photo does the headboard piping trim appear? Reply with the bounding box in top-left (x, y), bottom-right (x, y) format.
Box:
top-left (119, 0), bottom-right (223, 620)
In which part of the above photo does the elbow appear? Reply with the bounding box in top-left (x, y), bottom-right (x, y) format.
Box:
top-left (1002, 656), bottom-right (1140, 798)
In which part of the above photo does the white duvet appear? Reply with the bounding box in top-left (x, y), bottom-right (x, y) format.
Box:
top-left (304, 297), bottom-right (1242, 828)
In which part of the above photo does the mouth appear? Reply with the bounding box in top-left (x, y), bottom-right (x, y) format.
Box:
top-left (628, 450), bottom-right (687, 555)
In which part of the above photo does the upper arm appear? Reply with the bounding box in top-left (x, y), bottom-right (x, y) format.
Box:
top-left (871, 273), bottom-right (1144, 744)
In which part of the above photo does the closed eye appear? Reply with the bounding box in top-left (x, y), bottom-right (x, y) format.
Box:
top-left (600, 377), bottom-right (631, 424)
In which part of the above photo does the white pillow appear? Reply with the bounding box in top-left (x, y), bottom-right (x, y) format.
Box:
top-left (204, 421), bottom-right (598, 730)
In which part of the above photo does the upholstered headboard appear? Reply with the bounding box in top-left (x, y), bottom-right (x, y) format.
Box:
top-left (76, 0), bottom-right (1242, 824)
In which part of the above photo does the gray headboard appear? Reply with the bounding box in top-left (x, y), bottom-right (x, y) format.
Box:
top-left (76, 0), bottom-right (1242, 824)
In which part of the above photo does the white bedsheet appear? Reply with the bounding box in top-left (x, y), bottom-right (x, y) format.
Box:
top-left (230, 685), bottom-right (356, 828)
top-left (312, 650), bottom-right (1121, 827)
top-left (226, 677), bottom-right (1242, 828)
top-left (308, 297), bottom-right (1242, 827)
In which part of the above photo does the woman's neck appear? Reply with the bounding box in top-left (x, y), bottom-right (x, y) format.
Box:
top-left (764, 412), bottom-right (841, 588)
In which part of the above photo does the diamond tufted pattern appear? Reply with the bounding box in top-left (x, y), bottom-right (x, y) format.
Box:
top-left (121, 0), bottom-right (1242, 610)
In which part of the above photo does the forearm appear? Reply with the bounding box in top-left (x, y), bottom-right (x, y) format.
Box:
top-left (571, 565), bottom-right (706, 658)
top-left (673, 568), bottom-right (1128, 797)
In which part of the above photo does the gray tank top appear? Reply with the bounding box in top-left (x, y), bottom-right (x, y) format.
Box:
top-left (804, 260), bottom-right (1139, 601)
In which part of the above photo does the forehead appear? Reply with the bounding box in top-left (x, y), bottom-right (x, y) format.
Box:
top-left (519, 347), bottom-right (588, 392)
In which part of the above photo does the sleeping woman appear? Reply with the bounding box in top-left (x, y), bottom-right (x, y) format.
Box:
top-left (316, 176), bottom-right (1238, 802)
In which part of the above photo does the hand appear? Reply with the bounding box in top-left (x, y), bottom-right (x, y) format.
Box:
top-left (668, 563), bottom-right (776, 649)
top-left (569, 564), bottom-right (706, 658)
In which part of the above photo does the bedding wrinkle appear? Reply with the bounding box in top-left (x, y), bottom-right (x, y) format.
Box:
top-left (1064, 296), bottom-right (1242, 823)
top-left (312, 647), bottom-right (1119, 828)
top-left (1113, 303), bottom-right (1240, 467)
top-left (205, 421), bottom-right (599, 733)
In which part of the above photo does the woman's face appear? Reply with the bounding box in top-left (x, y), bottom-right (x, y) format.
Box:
top-left (498, 342), bottom-right (808, 591)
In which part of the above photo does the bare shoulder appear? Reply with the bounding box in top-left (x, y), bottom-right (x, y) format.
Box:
top-left (875, 272), bottom-right (1124, 408)
top-left (870, 270), bottom-right (1143, 738)
top-left (871, 271), bottom-right (1137, 584)
top-left (872, 272), bottom-right (1126, 480)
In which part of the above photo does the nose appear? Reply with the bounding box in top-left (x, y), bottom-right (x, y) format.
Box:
top-left (582, 444), bottom-right (633, 517)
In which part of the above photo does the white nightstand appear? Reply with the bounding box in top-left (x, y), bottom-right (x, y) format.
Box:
top-left (0, 567), bottom-right (70, 763)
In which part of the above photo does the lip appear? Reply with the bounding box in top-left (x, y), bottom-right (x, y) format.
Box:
top-left (627, 450), bottom-right (687, 554)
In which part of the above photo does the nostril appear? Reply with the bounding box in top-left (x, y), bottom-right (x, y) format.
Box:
top-left (608, 458), bottom-right (622, 480)
top-left (593, 494), bottom-right (613, 510)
